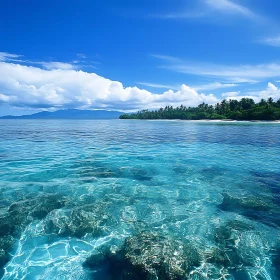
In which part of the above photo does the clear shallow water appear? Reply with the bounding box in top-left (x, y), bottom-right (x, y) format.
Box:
top-left (0, 120), bottom-right (279, 280)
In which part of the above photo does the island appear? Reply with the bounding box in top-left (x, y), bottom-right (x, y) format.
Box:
top-left (119, 98), bottom-right (280, 121)
top-left (0, 109), bottom-right (123, 120)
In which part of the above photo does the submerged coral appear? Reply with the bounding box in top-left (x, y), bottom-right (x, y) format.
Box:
top-left (85, 231), bottom-right (200, 280)
top-left (0, 193), bottom-right (66, 270)
top-left (218, 193), bottom-right (280, 227)
top-left (44, 203), bottom-right (112, 238)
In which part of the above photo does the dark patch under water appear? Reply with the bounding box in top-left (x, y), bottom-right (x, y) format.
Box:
top-left (218, 193), bottom-right (280, 227)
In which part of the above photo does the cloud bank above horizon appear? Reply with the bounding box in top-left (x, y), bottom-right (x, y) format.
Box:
top-left (0, 59), bottom-right (219, 112)
top-left (0, 52), bottom-right (280, 115)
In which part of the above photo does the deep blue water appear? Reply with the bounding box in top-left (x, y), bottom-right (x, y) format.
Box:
top-left (0, 120), bottom-right (280, 280)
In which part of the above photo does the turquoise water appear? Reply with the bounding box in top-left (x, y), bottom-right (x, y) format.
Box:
top-left (0, 120), bottom-right (280, 280)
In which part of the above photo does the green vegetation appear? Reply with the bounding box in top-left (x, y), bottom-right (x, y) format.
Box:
top-left (120, 98), bottom-right (280, 121)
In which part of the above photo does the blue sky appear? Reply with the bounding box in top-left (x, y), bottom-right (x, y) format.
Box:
top-left (1, 0), bottom-right (280, 115)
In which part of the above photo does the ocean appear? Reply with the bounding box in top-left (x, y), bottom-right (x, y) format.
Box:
top-left (0, 119), bottom-right (279, 279)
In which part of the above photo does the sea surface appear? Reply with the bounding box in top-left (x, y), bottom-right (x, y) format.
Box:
top-left (0, 120), bottom-right (279, 280)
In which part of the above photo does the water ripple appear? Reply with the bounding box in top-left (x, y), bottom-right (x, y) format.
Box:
top-left (0, 120), bottom-right (279, 279)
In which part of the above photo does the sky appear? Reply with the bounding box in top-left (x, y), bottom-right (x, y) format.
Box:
top-left (1, 0), bottom-right (280, 116)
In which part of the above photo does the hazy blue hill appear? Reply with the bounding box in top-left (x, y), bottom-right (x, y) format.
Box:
top-left (0, 109), bottom-right (123, 119)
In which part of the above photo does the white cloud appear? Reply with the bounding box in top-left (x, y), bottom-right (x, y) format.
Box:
top-left (259, 82), bottom-right (280, 100)
top-left (0, 93), bottom-right (14, 102)
top-left (40, 62), bottom-right (76, 70)
top-left (0, 52), bottom-right (22, 62)
top-left (77, 53), bottom-right (86, 59)
top-left (151, 54), bottom-right (181, 63)
top-left (194, 82), bottom-right (236, 91)
top-left (224, 83), bottom-right (280, 101)
top-left (205, 0), bottom-right (255, 18)
top-left (0, 52), bottom-right (83, 70)
top-left (136, 82), bottom-right (180, 90)
top-left (260, 36), bottom-right (280, 47)
top-left (153, 55), bottom-right (280, 83)
top-left (138, 81), bottom-right (236, 92)
top-left (1, 52), bottom-right (279, 113)
top-left (0, 61), bottom-right (219, 111)
top-left (222, 91), bottom-right (240, 97)
top-left (156, 0), bottom-right (259, 21)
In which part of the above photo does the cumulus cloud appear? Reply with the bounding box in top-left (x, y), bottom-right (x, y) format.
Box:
top-left (224, 82), bottom-right (280, 102)
top-left (0, 61), bottom-right (219, 111)
top-left (259, 82), bottom-right (280, 100)
top-left (1, 53), bottom-right (279, 113)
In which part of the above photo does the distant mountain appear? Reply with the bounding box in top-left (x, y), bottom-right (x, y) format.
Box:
top-left (0, 109), bottom-right (123, 119)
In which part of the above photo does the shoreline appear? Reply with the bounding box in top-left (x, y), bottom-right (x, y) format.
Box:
top-left (121, 119), bottom-right (280, 123)
top-left (0, 118), bottom-right (279, 123)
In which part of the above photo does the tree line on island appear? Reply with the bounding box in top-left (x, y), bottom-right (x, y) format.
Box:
top-left (119, 97), bottom-right (280, 121)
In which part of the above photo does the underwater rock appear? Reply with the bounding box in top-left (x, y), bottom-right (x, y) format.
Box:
top-left (85, 232), bottom-right (200, 280)
top-left (252, 171), bottom-right (280, 190)
top-left (80, 166), bottom-right (115, 179)
top-left (0, 215), bottom-right (14, 237)
top-left (0, 194), bottom-right (66, 237)
top-left (219, 193), bottom-right (273, 212)
top-left (214, 219), bottom-right (254, 246)
top-left (218, 193), bottom-right (280, 226)
top-left (0, 194), bottom-right (66, 270)
top-left (9, 193), bottom-right (66, 218)
top-left (44, 203), bottom-right (110, 238)
top-left (122, 232), bottom-right (196, 280)
top-left (0, 236), bottom-right (14, 277)
top-left (0, 250), bottom-right (6, 269)
top-left (5, 194), bottom-right (67, 235)
top-left (213, 220), bottom-right (256, 268)
top-left (200, 166), bottom-right (227, 182)
top-left (0, 236), bottom-right (13, 267)
top-left (207, 248), bottom-right (231, 267)
top-left (236, 231), bottom-right (268, 267)
top-left (252, 171), bottom-right (280, 207)
top-left (84, 243), bottom-right (121, 271)
top-left (0, 200), bottom-right (11, 210)
top-left (225, 219), bottom-right (255, 231)
top-left (77, 160), bottom-right (155, 182)
top-left (211, 219), bottom-right (273, 277)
